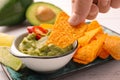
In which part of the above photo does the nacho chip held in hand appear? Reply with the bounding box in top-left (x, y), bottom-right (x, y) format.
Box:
top-left (47, 12), bottom-right (88, 48)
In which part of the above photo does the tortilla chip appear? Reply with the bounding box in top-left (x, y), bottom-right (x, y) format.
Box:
top-left (73, 58), bottom-right (89, 64)
top-left (40, 24), bottom-right (53, 30)
top-left (78, 27), bottom-right (102, 47)
top-left (98, 47), bottom-right (109, 59)
top-left (73, 33), bottom-right (106, 64)
top-left (103, 35), bottom-right (120, 60)
top-left (87, 20), bottom-right (103, 32)
top-left (47, 12), bottom-right (87, 48)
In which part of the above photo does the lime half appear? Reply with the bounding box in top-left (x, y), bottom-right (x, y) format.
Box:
top-left (0, 47), bottom-right (22, 71)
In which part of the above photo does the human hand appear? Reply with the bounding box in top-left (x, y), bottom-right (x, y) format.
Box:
top-left (68, 0), bottom-right (120, 26)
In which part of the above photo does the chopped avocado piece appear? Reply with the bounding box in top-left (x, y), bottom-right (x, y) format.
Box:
top-left (0, 0), bottom-right (33, 26)
top-left (26, 2), bottom-right (62, 26)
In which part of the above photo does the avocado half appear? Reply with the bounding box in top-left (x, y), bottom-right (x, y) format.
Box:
top-left (26, 2), bottom-right (62, 26)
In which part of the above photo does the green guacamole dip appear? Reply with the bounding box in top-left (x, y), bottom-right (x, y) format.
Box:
top-left (18, 33), bottom-right (73, 56)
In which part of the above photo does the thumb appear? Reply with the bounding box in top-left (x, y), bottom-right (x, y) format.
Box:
top-left (68, 0), bottom-right (93, 26)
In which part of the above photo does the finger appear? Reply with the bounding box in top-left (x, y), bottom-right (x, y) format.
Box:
top-left (87, 4), bottom-right (99, 20)
top-left (71, 0), bottom-right (75, 13)
top-left (97, 0), bottom-right (111, 13)
top-left (93, 0), bottom-right (98, 4)
top-left (111, 0), bottom-right (120, 8)
top-left (68, 0), bottom-right (93, 26)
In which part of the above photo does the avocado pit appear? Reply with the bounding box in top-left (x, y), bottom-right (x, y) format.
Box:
top-left (36, 6), bottom-right (56, 22)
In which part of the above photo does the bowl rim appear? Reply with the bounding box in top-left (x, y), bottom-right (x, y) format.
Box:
top-left (10, 32), bottom-right (78, 59)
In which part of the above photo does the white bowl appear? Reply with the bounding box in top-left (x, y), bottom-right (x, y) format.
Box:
top-left (10, 32), bottom-right (78, 73)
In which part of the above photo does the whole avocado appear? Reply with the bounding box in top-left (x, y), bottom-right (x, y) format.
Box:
top-left (0, 0), bottom-right (33, 26)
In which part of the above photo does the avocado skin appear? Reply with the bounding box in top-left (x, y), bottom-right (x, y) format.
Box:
top-left (0, 0), bottom-right (33, 26)
top-left (26, 2), bottom-right (62, 26)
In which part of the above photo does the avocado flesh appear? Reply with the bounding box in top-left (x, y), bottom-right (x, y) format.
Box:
top-left (0, 0), bottom-right (33, 26)
top-left (26, 2), bottom-right (62, 26)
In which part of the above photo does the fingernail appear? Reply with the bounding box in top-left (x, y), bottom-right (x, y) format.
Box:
top-left (68, 13), bottom-right (85, 26)
top-left (101, 0), bottom-right (109, 6)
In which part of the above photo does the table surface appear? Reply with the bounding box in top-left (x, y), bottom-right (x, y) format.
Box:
top-left (0, 0), bottom-right (120, 80)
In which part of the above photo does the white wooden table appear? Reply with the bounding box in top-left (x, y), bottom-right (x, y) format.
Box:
top-left (0, 0), bottom-right (120, 80)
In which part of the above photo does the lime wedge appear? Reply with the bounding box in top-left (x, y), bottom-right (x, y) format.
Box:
top-left (0, 47), bottom-right (22, 71)
top-left (0, 33), bottom-right (14, 47)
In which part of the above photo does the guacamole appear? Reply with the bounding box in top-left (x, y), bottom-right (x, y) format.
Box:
top-left (18, 33), bottom-right (73, 56)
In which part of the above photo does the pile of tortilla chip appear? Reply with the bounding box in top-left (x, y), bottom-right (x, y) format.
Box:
top-left (74, 20), bottom-right (120, 64)
top-left (46, 11), bottom-right (120, 64)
